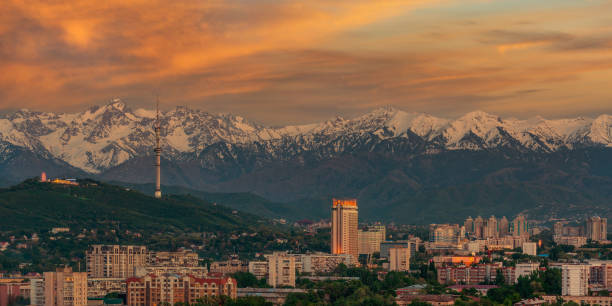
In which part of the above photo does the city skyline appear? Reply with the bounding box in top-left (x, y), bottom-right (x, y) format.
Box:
top-left (2, 1), bottom-right (612, 125)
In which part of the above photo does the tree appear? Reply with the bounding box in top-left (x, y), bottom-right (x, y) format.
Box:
top-left (494, 269), bottom-right (505, 285)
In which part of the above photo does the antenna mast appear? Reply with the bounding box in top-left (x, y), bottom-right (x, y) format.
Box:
top-left (154, 95), bottom-right (162, 199)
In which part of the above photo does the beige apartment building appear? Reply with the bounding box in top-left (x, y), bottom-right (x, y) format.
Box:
top-left (389, 247), bottom-right (410, 272)
top-left (43, 267), bottom-right (87, 306)
top-left (587, 216), bottom-right (608, 242)
top-left (358, 225), bottom-right (386, 255)
top-left (86, 245), bottom-right (148, 278)
top-left (267, 252), bottom-right (296, 288)
top-left (331, 198), bottom-right (359, 261)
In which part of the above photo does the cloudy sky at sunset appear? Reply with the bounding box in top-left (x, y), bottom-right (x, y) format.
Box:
top-left (1, 0), bottom-right (612, 125)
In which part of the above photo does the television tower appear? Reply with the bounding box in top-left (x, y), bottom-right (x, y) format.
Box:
top-left (154, 97), bottom-right (162, 199)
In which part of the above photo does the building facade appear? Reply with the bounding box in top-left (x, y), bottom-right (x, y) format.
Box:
top-left (389, 248), bottom-right (410, 272)
top-left (587, 217), bottom-right (608, 242)
top-left (30, 279), bottom-right (44, 306)
top-left (267, 252), bottom-right (296, 288)
top-left (522, 242), bottom-right (537, 256)
top-left (561, 265), bottom-right (589, 296)
top-left (209, 257), bottom-right (248, 275)
top-left (86, 245), bottom-right (148, 278)
top-left (331, 198), bottom-right (359, 261)
top-left (126, 274), bottom-right (236, 306)
top-left (43, 267), bottom-right (87, 306)
top-left (358, 225), bottom-right (386, 255)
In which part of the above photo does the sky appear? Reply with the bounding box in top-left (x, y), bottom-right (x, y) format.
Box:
top-left (1, 0), bottom-right (612, 125)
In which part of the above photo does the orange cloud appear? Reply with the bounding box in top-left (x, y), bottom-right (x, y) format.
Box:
top-left (1, 0), bottom-right (612, 124)
top-left (497, 41), bottom-right (548, 54)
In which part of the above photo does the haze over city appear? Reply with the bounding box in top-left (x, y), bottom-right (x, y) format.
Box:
top-left (2, 0), bottom-right (612, 125)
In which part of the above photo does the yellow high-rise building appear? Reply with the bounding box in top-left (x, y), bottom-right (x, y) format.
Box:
top-left (331, 198), bottom-right (359, 261)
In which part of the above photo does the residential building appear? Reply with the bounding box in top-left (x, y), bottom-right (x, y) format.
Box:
top-left (554, 235), bottom-right (587, 248)
top-left (561, 265), bottom-right (589, 296)
top-left (135, 266), bottom-right (207, 278)
top-left (267, 252), bottom-right (296, 288)
top-left (514, 263), bottom-right (540, 283)
top-left (86, 245), bottom-right (148, 278)
top-left (209, 256), bottom-right (248, 275)
top-left (433, 256), bottom-right (482, 268)
top-left (396, 294), bottom-right (455, 305)
top-left (522, 242), bottom-right (537, 256)
top-left (542, 295), bottom-right (612, 306)
top-left (295, 253), bottom-right (354, 274)
top-left (587, 261), bottom-right (612, 288)
top-left (464, 217), bottom-right (474, 236)
top-left (389, 247), bottom-right (410, 272)
top-left (248, 261), bottom-right (268, 280)
top-left (587, 216), bottom-right (608, 242)
top-left (380, 241), bottom-right (410, 259)
top-left (126, 274), bottom-right (236, 306)
top-left (484, 216), bottom-right (498, 239)
top-left (0, 279), bottom-right (25, 306)
top-left (510, 215), bottom-right (529, 238)
top-left (43, 267), bottom-right (88, 306)
top-left (149, 250), bottom-right (199, 267)
top-left (499, 217), bottom-right (509, 237)
top-left (30, 278), bottom-right (44, 306)
top-left (358, 225), bottom-right (386, 255)
top-left (87, 278), bottom-right (125, 298)
top-left (429, 224), bottom-right (463, 246)
top-left (331, 198), bottom-right (359, 261)
top-left (437, 262), bottom-right (502, 285)
top-left (238, 288), bottom-right (307, 305)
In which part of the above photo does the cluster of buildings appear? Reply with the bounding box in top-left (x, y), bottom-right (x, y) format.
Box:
top-left (0, 245), bottom-right (237, 306)
top-left (427, 215), bottom-right (533, 254)
top-left (554, 217), bottom-right (608, 247)
top-left (331, 199), bottom-right (417, 272)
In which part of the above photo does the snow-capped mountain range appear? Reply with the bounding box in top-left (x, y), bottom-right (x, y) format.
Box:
top-left (1, 100), bottom-right (611, 174)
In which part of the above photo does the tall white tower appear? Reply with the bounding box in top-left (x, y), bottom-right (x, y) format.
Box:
top-left (154, 98), bottom-right (162, 199)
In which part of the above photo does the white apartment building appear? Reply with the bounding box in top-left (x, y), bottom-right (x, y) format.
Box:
top-left (562, 264), bottom-right (590, 296)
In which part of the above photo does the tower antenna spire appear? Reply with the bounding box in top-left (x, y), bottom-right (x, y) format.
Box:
top-left (154, 94), bottom-right (162, 199)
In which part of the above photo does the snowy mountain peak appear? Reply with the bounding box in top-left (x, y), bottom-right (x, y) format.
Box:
top-left (0, 102), bottom-right (611, 173)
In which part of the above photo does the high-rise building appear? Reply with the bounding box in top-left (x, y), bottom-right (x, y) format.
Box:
top-left (429, 224), bottom-right (462, 245)
top-left (510, 215), bottom-right (529, 238)
top-left (266, 252), bottom-right (296, 288)
top-left (331, 198), bottom-right (359, 261)
top-left (485, 216), bottom-right (498, 239)
top-left (358, 225), bottom-right (386, 255)
top-left (499, 216), bottom-right (509, 237)
top-left (43, 267), bottom-right (87, 306)
top-left (30, 278), bottom-right (45, 306)
top-left (464, 217), bottom-right (474, 236)
top-left (126, 274), bottom-right (236, 306)
top-left (86, 245), bottom-right (148, 278)
top-left (473, 216), bottom-right (484, 239)
top-left (389, 248), bottom-right (410, 272)
top-left (586, 217), bottom-right (608, 242)
top-left (562, 265), bottom-right (589, 296)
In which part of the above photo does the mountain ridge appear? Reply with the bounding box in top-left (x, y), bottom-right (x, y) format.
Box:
top-left (2, 101), bottom-right (612, 224)
top-left (1, 101), bottom-right (611, 175)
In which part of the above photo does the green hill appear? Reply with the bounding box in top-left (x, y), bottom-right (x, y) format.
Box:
top-left (0, 179), bottom-right (271, 232)
top-left (116, 182), bottom-right (323, 220)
